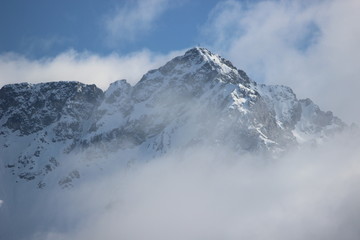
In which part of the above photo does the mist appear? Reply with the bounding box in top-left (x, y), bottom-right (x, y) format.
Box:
top-left (1, 128), bottom-right (357, 240)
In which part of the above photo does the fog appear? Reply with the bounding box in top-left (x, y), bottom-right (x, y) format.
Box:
top-left (1, 129), bottom-right (357, 240)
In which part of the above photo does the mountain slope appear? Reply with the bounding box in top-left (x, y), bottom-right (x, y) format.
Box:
top-left (0, 47), bottom-right (345, 189)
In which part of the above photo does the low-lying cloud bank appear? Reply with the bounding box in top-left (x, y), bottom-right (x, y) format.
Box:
top-left (0, 49), bottom-right (182, 90)
top-left (1, 129), bottom-right (357, 240)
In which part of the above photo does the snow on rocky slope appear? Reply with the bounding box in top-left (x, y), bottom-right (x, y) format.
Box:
top-left (0, 47), bottom-right (345, 190)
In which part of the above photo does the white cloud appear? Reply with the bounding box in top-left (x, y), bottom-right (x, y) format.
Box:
top-left (104, 0), bottom-right (171, 45)
top-left (0, 49), bottom-right (182, 90)
top-left (3, 130), bottom-right (357, 240)
top-left (202, 0), bottom-right (360, 124)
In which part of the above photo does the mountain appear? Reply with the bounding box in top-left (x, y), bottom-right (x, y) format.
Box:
top-left (0, 47), bottom-right (345, 190)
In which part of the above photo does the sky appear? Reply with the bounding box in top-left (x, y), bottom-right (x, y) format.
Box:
top-left (0, 0), bottom-right (220, 57)
top-left (0, 0), bottom-right (360, 123)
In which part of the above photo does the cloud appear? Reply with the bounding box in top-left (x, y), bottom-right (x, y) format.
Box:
top-left (202, 0), bottom-right (360, 124)
top-left (20, 35), bottom-right (74, 56)
top-left (0, 200), bottom-right (3, 208)
top-left (0, 49), bottom-right (182, 90)
top-left (1, 129), bottom-right (356, 240)
top-left (104, 0), bottom-right (171, 45)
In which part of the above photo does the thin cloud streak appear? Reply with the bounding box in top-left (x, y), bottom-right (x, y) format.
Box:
top-left (104, 0), bottom-right (171, 46)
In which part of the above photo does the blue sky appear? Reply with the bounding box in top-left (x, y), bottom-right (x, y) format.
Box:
top-left (0, 0), bottom-right (359, 123)
top-left (0, 0), bottom-right (222, 57)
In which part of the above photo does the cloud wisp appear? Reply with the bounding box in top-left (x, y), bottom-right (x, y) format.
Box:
top-left (202, 0), bottom-right (360, 124)
top-left (104, 0), bottom-right (171, 46)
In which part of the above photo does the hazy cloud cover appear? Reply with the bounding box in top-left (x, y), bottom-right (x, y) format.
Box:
top-left (203, 0), bottom-right (360, 123)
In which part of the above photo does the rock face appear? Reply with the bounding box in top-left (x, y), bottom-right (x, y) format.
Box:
top-left (0, 82), bottom-right (103, 135)
top-left (0, 82), bottom-right (103, 185)
top-left (0, 47), bottom-right (345, 188)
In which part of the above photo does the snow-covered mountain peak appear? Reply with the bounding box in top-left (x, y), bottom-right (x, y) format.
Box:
top-left (0, 48), bottom-right (347, 191)
top-left (133, 47), bottom-right (253, 104)
top-left (185, 47), bottom-right (237, 70)
top-left (181, 47), bottom-right (242, 77)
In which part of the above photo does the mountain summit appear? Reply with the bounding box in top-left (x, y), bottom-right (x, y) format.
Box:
top-left (0, 47), bottom-right (345, 189)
